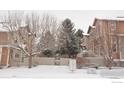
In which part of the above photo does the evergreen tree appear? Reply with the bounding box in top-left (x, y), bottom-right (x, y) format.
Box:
top-left (75, 29), bottom-right (84, 52)
top-left (75, 29), bottom-right (83, 38)
top-left (67, 32), bottom-right (79, 58)
top-left (59, 18), bottom-right (79, 58)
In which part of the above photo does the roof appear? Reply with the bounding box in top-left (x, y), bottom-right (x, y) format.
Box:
top-left (87, 26), bottom-right (92, 34)
top-left (93, 17), bottom-right (124, 26)
top-left (0, 27), bottom-right (8, 32)
top-left (87, 17), bottom-right (124, 34)
top-left (87, 25), bottom-right (95, 34)
top-left (97, 17), bottom-right (124, 21)
top-left (0, 24), bottom-right (9, 32)
top-left (83, 33), bottom-right (89, 36)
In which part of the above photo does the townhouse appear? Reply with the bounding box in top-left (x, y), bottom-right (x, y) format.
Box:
top-left (87, 18), bottom-right (124, 59)
top-left (0, 26), bottom-right (24, 67)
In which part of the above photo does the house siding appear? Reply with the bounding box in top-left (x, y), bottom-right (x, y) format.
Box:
top-left (0, 31), bottom-right (12, 66)
top-left (87, 19), bottom-right (124, 59)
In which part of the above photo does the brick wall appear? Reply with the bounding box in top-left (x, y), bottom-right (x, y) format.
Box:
top-left (0, 32), bottom-right (9, 45)
top-left (87, 19), bottom-right (124, 58)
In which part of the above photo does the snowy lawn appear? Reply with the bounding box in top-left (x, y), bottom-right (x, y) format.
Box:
top-left (0, 65), bottom-right (124, 78)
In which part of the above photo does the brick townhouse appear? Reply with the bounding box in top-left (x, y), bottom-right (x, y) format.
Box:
top-left (0, 27), bottom-right (23, 67)
top-left (0, 27), bottom-right (14, 66)
top-left (87, 18), bottom-right (124, 59)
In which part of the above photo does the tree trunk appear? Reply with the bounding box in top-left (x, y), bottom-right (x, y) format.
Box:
top-left (28, 55), bottom-right (32, 68)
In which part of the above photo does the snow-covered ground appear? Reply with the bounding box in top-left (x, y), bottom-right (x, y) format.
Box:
top-left (0, 65), bottom-right (124, 78)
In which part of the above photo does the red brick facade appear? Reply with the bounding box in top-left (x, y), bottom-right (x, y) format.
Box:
top-left (0, 31), bottom-right (10, 66)
top-left (87, 18), bottom-right (124, 59)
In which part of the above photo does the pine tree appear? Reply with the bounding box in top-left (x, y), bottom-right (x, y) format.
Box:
top-left (59, 18), bottom-right (79, 58)
top-left (75, 29), bottom-right (84, 52)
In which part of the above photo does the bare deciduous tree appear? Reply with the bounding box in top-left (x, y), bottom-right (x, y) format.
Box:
top-left (37, 14), bottom-right (58, 52)
top-left (1, 11), bottom-right (42, 68)
top-left (98, 26), bottom-right (114, 69)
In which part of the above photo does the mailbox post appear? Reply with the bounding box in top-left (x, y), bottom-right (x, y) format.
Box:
top-left (69, 58), bottom-right (76, 72)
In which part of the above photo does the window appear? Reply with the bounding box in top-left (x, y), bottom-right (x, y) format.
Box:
top-left (112, 44), bottom-right (116, 52)
top-left (96, 23), bottom-right (100, 37)
top-left (109, 21), bottom-right (116, 33)
top-left (112, 37), bottom-right (117, 52)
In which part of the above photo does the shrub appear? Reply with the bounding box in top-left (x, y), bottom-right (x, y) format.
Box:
top-left (42, 49), bottom-right (53, 57)
top-left (59, 47), bottom-right (68, 55)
